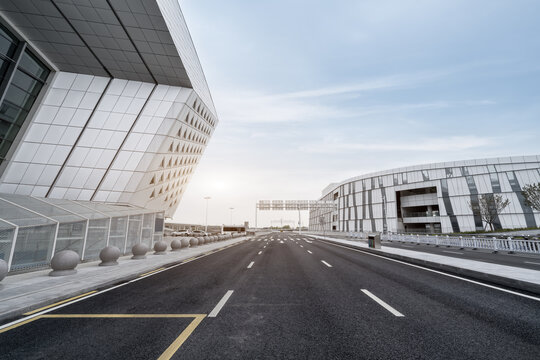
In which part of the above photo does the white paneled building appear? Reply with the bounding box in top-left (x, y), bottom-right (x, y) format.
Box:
top-left (0, 1), bottom-right (217, 271)
top-left (0, 0), bottom-right (216, 217)
top-left (309, 156), bottom-right (540, 234)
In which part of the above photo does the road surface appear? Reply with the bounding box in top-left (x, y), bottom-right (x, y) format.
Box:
top-left (1, 233), bottom-right (539, 359)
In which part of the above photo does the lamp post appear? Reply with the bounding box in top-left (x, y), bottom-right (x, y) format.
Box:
top-left (229, 207), bottom-right (234, 225)
top-left (204, 196), bottom-right (211, 233)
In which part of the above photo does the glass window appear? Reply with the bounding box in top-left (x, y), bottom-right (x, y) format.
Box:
top-left (11, 224), bottom-right (57, 271)
top-left (0, 48), bottom-right (49, 164)
top-left (0, 24), bottom-right (17, 58)
top-left (18, 52), bottom-right (48, 81)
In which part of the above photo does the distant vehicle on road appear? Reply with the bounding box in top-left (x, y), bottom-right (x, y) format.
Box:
top-left (191, 230), bottom-right (208, 237)
top-left (171, 230), bottom-right (191, 237)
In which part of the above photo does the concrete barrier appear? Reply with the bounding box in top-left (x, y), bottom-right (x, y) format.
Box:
top-left (132, 243), bottom-right (149, 260)
top-left (170, 239), bottom-right (182, 251)
top-left (180, 237), bottom-right (190, 248)
top-left (154, 240), bottom-right (168, 255)
top-left (49, 250), bottom-right (79, 277)
top-left (189, 237), bottom-right (199, 247)
top-left (99, 246), bottom-right (120, 266)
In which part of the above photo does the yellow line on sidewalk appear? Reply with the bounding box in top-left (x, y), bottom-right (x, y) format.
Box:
top-left (157, 315), bottom-right (206, 360)
top-left (139, 268), bottom-right (165, 277)
top-left (23, 291), bottom-right (97, 315)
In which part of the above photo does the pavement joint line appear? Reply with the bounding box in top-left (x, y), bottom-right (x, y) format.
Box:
top-left (317, 239), bottom-right (540, 302)
top-left (247, 261), bottom-right (255, 269)
top-left (23, 291), bottom-right (97, 315)
top-left (208, 290), bottom-right (234, 318)
top-left (0, 239), bottom-right (250, 331)
top-left (139, 267), bottom-right (165, 277)
top-left (321, 260), bottom-right (332, 268)
top-left (361, 289), bottom-right (405, 317)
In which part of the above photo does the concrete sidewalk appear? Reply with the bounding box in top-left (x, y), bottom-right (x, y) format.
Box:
top-left (0, 237), bottom-right (249, 323)
top-left (308, 234), bottom-right (540, 296)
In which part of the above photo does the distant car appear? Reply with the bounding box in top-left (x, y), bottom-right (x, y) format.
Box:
top-left (171, 230), bottom-right (191, 237)
top-left (191, 230), bottom-right (208, 237)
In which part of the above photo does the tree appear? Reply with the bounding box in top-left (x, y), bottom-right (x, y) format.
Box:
top-left (468, 194), bottom-right (510, 231)
top-left (522, 182), bottom-right (540, 211)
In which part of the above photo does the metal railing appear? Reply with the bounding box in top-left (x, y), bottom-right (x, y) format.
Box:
top-left (381, 233), bottom-right (540, 254)
top-left (402, 211), bottom-right (440, 218)
top-left (307, 231), bottom-right (540, 255)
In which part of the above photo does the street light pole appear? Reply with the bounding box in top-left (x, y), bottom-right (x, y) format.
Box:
top-left (204, 196), bottom-right (211, 233)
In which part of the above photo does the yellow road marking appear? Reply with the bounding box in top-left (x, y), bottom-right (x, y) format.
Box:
top-left (139, 268), bottom-right (165, 277)
top-left (40, 314), bottom-right (205, 318)
top-left (23, 291), bottom-right (97, 315)
top-left (2, 313), bottom-right (206, 359)
top-left (0, 316), bottom-right (41, 334)
top-left (157, 315), bottom-right (206, 360)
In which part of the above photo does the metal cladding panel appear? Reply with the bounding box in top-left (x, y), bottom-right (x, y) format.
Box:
top-left (157, 0), bottom-right (216, 116)
top-left (0, 0), bottom-right (192, 87)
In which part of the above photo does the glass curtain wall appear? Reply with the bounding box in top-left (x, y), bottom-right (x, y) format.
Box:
top-left (0, 23), bottom-right (50, 164)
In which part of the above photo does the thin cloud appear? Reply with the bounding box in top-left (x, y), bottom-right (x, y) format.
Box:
top-left (298, 135), bottom-right (494, 154)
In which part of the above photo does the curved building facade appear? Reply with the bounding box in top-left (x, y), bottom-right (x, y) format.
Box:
top-left (0, 1), bottom-right (218, 272)
top-left (0, 0), bottom-right (217, 218)
top-left (309, 156), bottom-right (540, 234)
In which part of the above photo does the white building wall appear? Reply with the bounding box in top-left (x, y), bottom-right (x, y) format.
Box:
top-left (310, 156), bottom-right (540, 234)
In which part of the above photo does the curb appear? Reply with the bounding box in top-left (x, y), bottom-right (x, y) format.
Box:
top-left (311, 236), bottom-right (540, 296)
top-left (0, 238), bottom-right (249, 324)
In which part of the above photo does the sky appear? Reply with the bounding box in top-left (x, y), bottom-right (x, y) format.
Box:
top-left (173, 0), bottom-right (540, 228)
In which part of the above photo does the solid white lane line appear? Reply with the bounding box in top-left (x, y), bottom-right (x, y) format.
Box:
top-left (443, 250), bottom-right (464, 255)
top-left (361, 289), bottom-right (404, 317)
top-left (258, 251), bottom-right (262, 255)
top-left (524, 261), bottom-right (540, 266)
top-left (307, 250), bottom-right (313, 254)
top-left (208, 290), bottom-right (234, 318)
top-left (321, 260), bottom-right (332, 267)
top-left (318, 239), bottom-right (540, 302)
top-left (247, 261), bottom-right (255, 269)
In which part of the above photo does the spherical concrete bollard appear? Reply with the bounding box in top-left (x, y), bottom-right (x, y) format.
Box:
top-left (154, 240), bottom-right (168, 255)
top-left (49, 250), bottom-right (79, 277)
top-left (180, 237), bottom-right (190, 248)
top-left (171, 239), bottom-right (182, 251)
top-left (99, 246), bottom-right (120, 266)
top-left (132, 243), bottom-right (149, 260)
top-left (189, 237), bottom-right (199, 247)
top-left (0, 259), bottom-right (8, 282)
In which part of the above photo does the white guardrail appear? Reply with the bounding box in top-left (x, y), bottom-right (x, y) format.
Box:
top-left (307, 231), bottom-right (540, 255)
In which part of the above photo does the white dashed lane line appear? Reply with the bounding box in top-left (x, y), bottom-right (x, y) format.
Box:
top-left (361, 289), bottom-right (404, 317)
top-left (321, 260), bottom-right (332, 268)
top-left (208, 290), bottom-right (234, 318)
top-left (307, 250), bottom-right (313, 254)
top-left (258, 251), bottom-right (262, 255)
top-left (247, 261), bottom-right (255, 269)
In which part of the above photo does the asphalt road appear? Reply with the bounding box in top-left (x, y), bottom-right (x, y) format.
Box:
top-left (1, 233), bottom-right (539, 359)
